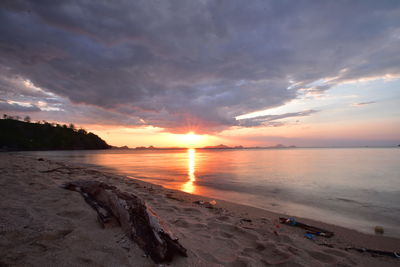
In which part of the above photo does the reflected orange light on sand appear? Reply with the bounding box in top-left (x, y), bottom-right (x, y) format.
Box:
top-left (182, 148), bottom-right (196, 193)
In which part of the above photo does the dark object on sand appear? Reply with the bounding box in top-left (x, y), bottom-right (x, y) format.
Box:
top-left (62, 180), bottom-right (187, 263)
top-left (279, 217), bottom-right (334, 238)
top-left (374, 225), bottom-right (384, 234)
top-left (193, 200), bottom-right (217, 209)
top-left (304, 233), bottom-right (316, 240)
top-left (345, 247), bottom-right (400, 259)
top-left (37, 158), bottom-right (44, 161)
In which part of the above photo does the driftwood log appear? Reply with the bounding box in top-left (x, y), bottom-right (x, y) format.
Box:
top-left (62, 180), bottom-right (187, 263)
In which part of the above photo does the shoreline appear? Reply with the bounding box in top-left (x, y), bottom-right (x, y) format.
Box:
top-left (21, 148), bottom-right (400, 239)
top-left (1, 153), bottom-right (399, 266)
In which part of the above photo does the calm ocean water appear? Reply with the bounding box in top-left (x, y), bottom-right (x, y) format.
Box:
top-left (27, 148), bottom-right (400, 237)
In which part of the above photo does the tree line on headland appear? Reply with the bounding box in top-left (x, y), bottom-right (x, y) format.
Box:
top-left (0, 114), bottom-right (110, 151)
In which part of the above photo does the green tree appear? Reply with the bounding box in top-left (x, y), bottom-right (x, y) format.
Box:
top-left (78, 128), bottom-right (87, 135)
top-left (0, 118), bottom-right (110, 151)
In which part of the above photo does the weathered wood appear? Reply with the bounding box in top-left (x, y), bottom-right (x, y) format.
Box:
top-left (62, 180), bottom-right (187, 263)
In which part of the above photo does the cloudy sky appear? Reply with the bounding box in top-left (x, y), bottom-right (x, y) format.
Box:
top-left (1, 0), bottom-right (399, 147)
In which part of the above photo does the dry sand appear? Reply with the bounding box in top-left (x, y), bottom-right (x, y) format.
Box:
top-left (0, 153), bottom-right (399, 266)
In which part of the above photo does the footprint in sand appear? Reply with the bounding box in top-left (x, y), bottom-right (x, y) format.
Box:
top-left (170, 218), bottom-right (190, 228)
top-left (214, 215), bottom-right (232, 222)
top-left (307, 250), bottom-right (336, 263)
top-left (260, 247), bottom-right (293, 265)
top-left (182, 207), bottom-right (203, 214)
top-left (214, 236), bottom-right (240, 250)
top-left (231, 256), bottom-right (260, 267)
top-left (40, 228), bottom-right (73, 241)
top-left (198, 233), bottom-right (212, 239)
top-left (218, 230), bottom-right (234, 238)
top-left (78, 257), bottom-right (95, 265)
top-left (208, 221), bottom-right (260, 242)
top-left (286, 245), bottom-right (301, 256)
top-left (272, 233), bottom-right (294, 244)
top-left (195, 251), bottom-right (222, 265)
top-left (322, 248), bottom-right (349, 257)
top-left (155, 206), bottom-right (177, 212)
top-left (56, 209), bottom-right (88, 219)
top-left (322, 248), bottom-right (357, 266)
top-left (191, 223), bottom-right (209, 231)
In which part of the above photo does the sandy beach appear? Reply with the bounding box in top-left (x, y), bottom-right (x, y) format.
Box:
top-left (0, 153), bottom-right (399, 266)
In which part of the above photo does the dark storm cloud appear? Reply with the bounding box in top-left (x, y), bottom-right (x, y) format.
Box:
top-left (0, 99), bottom-right (41, 112)
top-left (0, 0), bottom-right (399, 132)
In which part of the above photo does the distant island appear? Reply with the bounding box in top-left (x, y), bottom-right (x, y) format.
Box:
top-left (0, 115), bottom-right (110, 151)
top-left (201, 144), bottom-right (297, 149)
top-left (110, 144), bottom-right (400, 150)
top-left (110, 144), bottom-right (297, 150)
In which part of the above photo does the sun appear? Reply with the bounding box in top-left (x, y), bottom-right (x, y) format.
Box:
top-left (181, 132), bottom-right (202, 147)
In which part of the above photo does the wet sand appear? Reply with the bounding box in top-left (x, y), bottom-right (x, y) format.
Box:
top-left (0, 153), bottom-right (399, 266)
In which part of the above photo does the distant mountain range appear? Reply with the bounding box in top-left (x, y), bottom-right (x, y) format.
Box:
top-left (110, 144), bottom-right (400, 150)
top-left (201, 144), bottom-right (297, 149)
top-left (111, 144), bottom-right (297, 150)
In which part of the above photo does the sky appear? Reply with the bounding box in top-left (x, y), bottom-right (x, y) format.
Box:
top-left (0, 0), bottom-right (399, 148)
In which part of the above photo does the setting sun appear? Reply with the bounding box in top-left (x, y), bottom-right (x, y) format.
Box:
top-left (181, 132), bottom-right (202, 148)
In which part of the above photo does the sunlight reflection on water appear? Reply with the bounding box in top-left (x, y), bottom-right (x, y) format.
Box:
top-left (182, 148), bottom-right (196, 193)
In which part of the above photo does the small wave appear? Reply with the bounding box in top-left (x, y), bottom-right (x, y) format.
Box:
top-left (335, 197), bottom-right (360, 204)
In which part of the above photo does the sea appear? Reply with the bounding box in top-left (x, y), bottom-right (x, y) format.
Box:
top-left (26, 147), bottom-right (400, 238)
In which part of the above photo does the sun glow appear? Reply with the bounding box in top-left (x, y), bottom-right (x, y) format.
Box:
top-left (182, 148), bottom-right (196, 193)
top-left (181, 132), bottom-right (202, 148)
